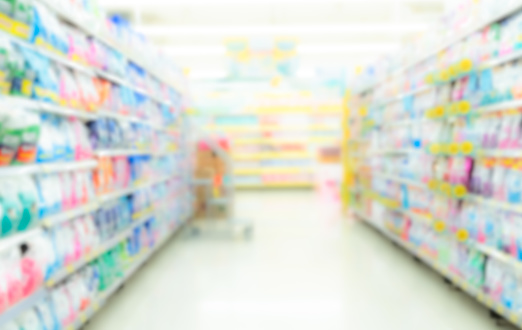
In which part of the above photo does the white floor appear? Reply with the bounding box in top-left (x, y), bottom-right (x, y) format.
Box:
top-left (86, 191), bottom-right (508, 330)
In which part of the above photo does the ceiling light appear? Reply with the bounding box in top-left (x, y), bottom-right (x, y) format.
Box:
top-left (137, 24), bottom-right (429, 37)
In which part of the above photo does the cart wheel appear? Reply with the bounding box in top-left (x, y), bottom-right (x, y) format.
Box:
top-left (191, 227), bottom-right (200, 237)
top-left (243, 226), bottom-right (253, 239)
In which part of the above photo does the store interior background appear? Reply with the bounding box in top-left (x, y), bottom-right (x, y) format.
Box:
top-left (99, 0), bottom-right (448, 200)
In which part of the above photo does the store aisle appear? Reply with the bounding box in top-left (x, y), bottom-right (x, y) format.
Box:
top-left (87, 191), bottom-right (508, 330)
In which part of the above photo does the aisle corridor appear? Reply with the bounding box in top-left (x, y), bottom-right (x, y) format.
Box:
top-left (87, 191), bottom-right (508, 330)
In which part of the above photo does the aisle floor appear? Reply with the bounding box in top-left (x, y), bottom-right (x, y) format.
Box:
top-left (87, 191), bottom-right (508, 330)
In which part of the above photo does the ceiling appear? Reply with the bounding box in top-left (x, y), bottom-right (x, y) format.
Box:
top-left (101, 0), bottom-right (449, 81)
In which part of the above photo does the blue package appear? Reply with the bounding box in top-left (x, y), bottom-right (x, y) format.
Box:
top-left (18, 47), bottom-right (59, 102)
top-left (50, 117), bottom-right (66, 161)
top-left (94, 207), bottom-right (107, 241)
top-left (88, 119), bottom-right (109, 150)
top-left (59, 119), bottom-right (74, 161)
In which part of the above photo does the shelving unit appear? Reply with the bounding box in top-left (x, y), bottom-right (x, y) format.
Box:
top-left (355, 209), bottom-right (522, 328)
top-left (344, 1), bottom-right (522, 328)
top-left (0, 0), bottom-right (193, 326)
top-left (201, 111), bottom-right (340, 188)
top-left (0, 216), bottom-right (187, 330)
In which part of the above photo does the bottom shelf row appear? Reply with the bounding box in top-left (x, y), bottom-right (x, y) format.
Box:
top-left (354, 208), bottom-right (522, 329)
top-left (0, 216), bottom-right (187, 330)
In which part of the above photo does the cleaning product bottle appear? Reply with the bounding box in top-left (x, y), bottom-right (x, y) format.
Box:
top-left (0, 179), bottom-right (23, 237)
top-left (13, 109), bottom-right (40, 165)
top-left (15, 176), bottom-right (38, 232)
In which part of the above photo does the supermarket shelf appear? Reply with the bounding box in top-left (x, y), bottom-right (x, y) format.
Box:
top-left (0, 159), bottom-right (97, 177)
top-left (95, 149), bottom-right (151, 157)
top-left (69, 222), bottom-right (183, 330)
top-left (97, 110), bottom-right (144, 124)
top-left (41, 202), bottom-right (100, 228)
top-left (0, 228), bottom-right (44, 252)
top-left (235, 182), bottom-right (313, 189)
top-left (95, 149), bottom-right (176, 158)
top-left (37, 0), bottom-right (183, 93)
top-left (365, 148), bottom-right (418, 156)
top-left (233, 137), bottom-right (338, 145)
top-left (1, 27), bottom-right (177, 109)
top-left (473, 243), bottom-right (522, 273)
top-left (39, 160), bottom-right (99, 173)
top-left (38, 102), bottom-right (98, 121)
top-left (211, 125), bottom-right (339, 133)
top-left (368, 117), bottom-right (429, 129)
top-left (355, 209), bottom-right (522, 328)
top-left (372, 86), bottom-right (433, 108)
top-left (373, 171), bottom-right (522, 214)
top-left (97, 175), bottom-right (173, 204)
top-left (475, 99), bottom-right (522, 116)
top-left (234, 167), bottom-right (314, 175)
top-left (465, 194), bottom-right (522, 214)
top-left (356, 0), bottom-right (522, 94)
top-left (363, 50), bottom-right (522, 109)
top-left (476, 148), bottom-right (522, 158)
top-left (374, 173), bottom-right (426, 189)
top-left (0, 289), bottom-right (48, 328)
top-left (0, 219), bottom-right (186, 329)
top-left (480, 48), bottom-right (522, 70)
top-left (94, 71), bottom-right (171, 107)
top-left (367, 187), bottom-right (522, 275)
top-left (46, 212), bottom-right (154, 287)
top-left (0, 97), bottom-right (97, 121)
top-left (0, 29), bottom-right (93, 77)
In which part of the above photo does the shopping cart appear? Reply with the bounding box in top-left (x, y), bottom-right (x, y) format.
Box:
top-left (189, 137), bottom-right (253, 239)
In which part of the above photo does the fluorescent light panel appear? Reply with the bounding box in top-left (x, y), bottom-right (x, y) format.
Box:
top-left (137, 24), bottom-right (428, 36)
top-left (161, 43), bottom-right (400, 56)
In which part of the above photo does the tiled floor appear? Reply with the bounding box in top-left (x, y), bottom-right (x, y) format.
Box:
top-left (87, 191), bottom-right (507, 330)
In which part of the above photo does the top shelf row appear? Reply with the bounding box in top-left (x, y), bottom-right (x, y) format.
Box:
top-left (355, 0), bottom-right (522, 95)
top-left (0, 0), bottom-right (186, 101)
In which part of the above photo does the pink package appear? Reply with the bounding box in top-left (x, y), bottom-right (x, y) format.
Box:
top-left (63, 225), bottom-right (75, 266)
top-left (0, 269), bottom-right (8, 313)
top-left (60, 173), bottom-right (74, 210)
top-left (20, 255), bottom-right (43, 297)
top-left (66, 27), bottom-right (90, 64)
top-left (451, 157), bottom-right (473, 187)
top-left (498, 115), bottom-right (514, 149)
top-left (5, 252), bottom-right (23, 306)
top-left (63, 287), bottom-right (77, 326)
top-left (74, 73), bottom-right (99, 112)
top-left (71, 121), bottom-right (93, 160)
top-left (113, 157), bottom-right (130, 189)
top-left (58, 67), bottom-right (82, 109)
top-left (71, 222), bottom-right (83, 262)
top-left (88, 39), bottom-right (108, 70)
top-left (72, 172), bottom-right (87, 206)
top-left (492, 163), bottom-right (508, 201)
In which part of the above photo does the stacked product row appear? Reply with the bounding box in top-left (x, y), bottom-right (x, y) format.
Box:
top-left (0, 0), bottom-right (193, 328)
top-left (348, 0), bottom-right (522, 327)
top-left (0, 0), bottom-right (183, 100)
top-left (0, 175), bottom-right (186, 330)
top-left (205, 113), bottom-right (341, 188)
top-left (354, 1), bottom-right (522, 94)
top-left (366, 177), bottom-right (522, 312)
top-left (0, 1), bottom-right (183, 136)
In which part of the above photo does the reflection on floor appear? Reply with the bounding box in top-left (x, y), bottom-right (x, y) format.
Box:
top-left (87, 191), bottom-right (511, 330)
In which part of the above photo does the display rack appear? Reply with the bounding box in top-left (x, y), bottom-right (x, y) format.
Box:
top-left (345, 1), bottom-right (522, 328)
top-left (0, 0), bottom-right (193, 327)
top-left (205, 112), bottom-right (340, 189)
top-left (355, 209), bottom-right (522, 328)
